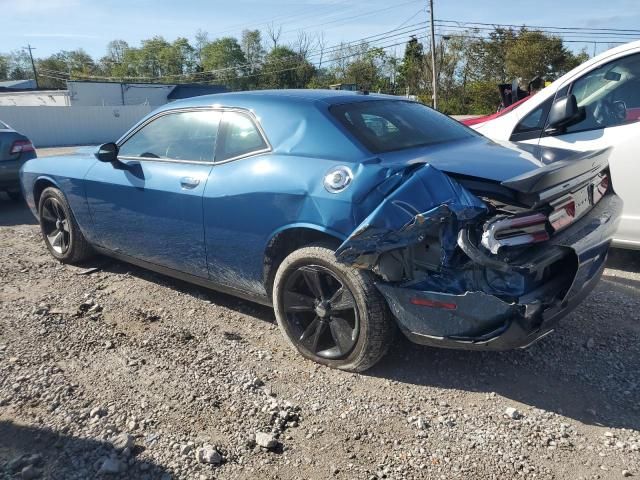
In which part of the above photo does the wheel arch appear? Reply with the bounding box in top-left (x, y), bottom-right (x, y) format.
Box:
top-left (33, 176), bottom-right (62, 211)
top-left (263, 223), bottom-right (346, 300)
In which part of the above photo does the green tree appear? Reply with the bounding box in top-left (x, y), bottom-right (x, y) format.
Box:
top-left (398, 37), bottom-right (425, 95)
top-left (6, 50), bottom-right (32, 80)
top-left (201, 37), bottom-right (247, 87)
top-left (261, 46), bottom-right (315, 89)
top-left (241, 29), bottom-right (264, 88)
top-left (0, 55), bottom-right (8, 79)
top-left (506, 29), bottom-right (586, 82)
top-left (344, 46), bottom-right (388, 92)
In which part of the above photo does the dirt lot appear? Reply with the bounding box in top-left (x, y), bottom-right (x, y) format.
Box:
top-left (1, 193), bottom-right (639, 480)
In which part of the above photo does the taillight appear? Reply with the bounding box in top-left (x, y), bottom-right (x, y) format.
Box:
top-left (592, 174), bottom-right (609, 205)
top-left (481, 212), bottom-right (549, 254)
top-left (10, 139), bottom-right (35, 155)
top-left (548, 198), bottom-right (576, 232)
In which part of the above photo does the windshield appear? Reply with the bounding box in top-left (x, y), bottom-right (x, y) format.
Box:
top-left (330, 100), bottom-right (477, 153)
top-left (0, 120), bottom-right (9, 130)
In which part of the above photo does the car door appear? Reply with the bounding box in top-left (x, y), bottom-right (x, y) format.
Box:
top-left (513, 52), bottom-right (640, 246)
top-left (202, 110), bottom-right (274, 296)
top-left (85, 108), bottom-right (221, 277)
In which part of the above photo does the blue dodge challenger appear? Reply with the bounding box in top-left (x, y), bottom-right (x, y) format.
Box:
top-left (20, 90), bottom-right (621, 371)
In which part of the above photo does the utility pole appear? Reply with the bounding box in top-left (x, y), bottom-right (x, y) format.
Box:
top-left (428, 0), bottom-right (437, 110)
top-left (24, 44), bottom-right (39, 89)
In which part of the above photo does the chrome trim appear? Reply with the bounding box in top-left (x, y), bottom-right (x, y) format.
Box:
top-left (323, 165), bottom-right (354, 194)
top-left (116, 106), bottom-right (273, 165)
top-left (213, 146), bottom-right (272, 165)
top-left (213, 110), bottom-right (273, 165)
top-left (117, 155), bottom-right (214, 166)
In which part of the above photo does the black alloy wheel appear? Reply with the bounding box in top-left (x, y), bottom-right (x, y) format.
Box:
top-left (38, 187), bottom-right (93, 264)
top-left (282, 264), bottom-right (360, 360)
top-left (40, 196), bottom-right (71, 255)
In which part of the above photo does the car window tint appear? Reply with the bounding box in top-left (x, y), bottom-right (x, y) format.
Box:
top-left (119, 110), bottom-right (221, 162)
top-left (217, 111), bottom-right (268, 161)
top-left (330, 100), bottom-right (476, 153)
top-left (513, 97), bottom-right (553, 134)
top-left (565, 52), bottom-right (640, 133)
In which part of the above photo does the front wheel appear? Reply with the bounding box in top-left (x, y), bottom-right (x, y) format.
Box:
top-left (38, 187), bottom-right (93, 264)
top-left (273, 244), bottom-right (394, 372)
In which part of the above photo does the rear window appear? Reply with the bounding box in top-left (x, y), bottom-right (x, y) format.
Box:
top-left (330, 100), bottom-right (477, 153)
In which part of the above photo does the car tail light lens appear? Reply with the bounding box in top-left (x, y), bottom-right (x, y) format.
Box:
top-left (548, 198), bottom-right (576, 232)
top-left (10, 139), bottom-right (35, 155)
top-left (481, 212), bottom-right (550, 254)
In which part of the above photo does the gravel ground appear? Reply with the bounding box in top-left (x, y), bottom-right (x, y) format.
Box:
top-left (1, 193), bottom-right (639, 480)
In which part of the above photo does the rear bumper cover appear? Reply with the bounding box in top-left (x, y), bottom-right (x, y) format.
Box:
top-left (379, 192), bottom-right (622, 350)
top-left (0, 160), bottom-right (24, 190)
top-left (0, 155), bottom-right (34, 191)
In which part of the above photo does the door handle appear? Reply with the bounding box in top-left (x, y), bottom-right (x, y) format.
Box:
top-left (180, 177), bottom-right (201, 189)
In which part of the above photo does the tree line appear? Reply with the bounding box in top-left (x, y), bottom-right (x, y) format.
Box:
top-left (0, 27), bottom-right (590, 114)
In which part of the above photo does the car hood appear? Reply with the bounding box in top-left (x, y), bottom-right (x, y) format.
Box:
top-left (375, 137), bottom-right (547, 183)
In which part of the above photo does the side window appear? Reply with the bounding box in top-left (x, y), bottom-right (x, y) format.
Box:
top-left (217, 111), bottom-right (268, 161)
top-left (513, 98), bottom-right (553, 134)
top-left (119, 110), bottom-right (221, 162)
top-left (563, 52), bottom-right (640, 133)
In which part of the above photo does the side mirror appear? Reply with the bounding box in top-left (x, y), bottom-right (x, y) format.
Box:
top-left (612, 100), bottom-right (627, 123)
top-left (95, 142), bottom-right (119, 163)
top-left (545, 94), bottom-right (586, 133)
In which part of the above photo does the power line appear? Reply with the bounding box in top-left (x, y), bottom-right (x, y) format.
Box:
top-left (203, 0), bottom-right (355, 37)
top-left (63, 34), bottom-right (430, 84)
top-left (280, 0), bottom-right (423, 34)
top-left (429, 0), bottom-right (437, 109)
top-left (434, 32), bottom-right (628, 45)
top-left (434, 22), bottom-right (640, 40)
top-left (40, 23), bottom-right (430, 82)
top-left (23, 44), bottom-right (39, 88)
top-left (435, 18), bottom-right (640, 34)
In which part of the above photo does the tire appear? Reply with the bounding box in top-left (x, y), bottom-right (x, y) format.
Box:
top-left (273, 243), bottom-right (394, 372)
top-left (6, 190), bottom-right (22, 202)
top-left (38, 187), bottom-right (93, 264)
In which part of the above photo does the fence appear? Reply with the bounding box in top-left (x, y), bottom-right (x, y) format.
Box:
top-left (0, 105), bottom-right (154, 147)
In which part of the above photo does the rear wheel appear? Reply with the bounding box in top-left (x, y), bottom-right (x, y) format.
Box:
top-left (38, 187), bottom-right (93, 263)
top-left (273, 244), bottom-right (393, 372)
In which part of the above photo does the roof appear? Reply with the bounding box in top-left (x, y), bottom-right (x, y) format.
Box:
top-left (167, 84), bottom-right (228, 100)
top-left (162, 89), bottom-right (400, 112)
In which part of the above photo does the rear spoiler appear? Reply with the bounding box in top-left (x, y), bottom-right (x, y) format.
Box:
top-left (501, 148), bottom-right (610, 206)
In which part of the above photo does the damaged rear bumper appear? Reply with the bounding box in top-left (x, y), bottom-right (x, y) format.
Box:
top-left (378, 192), bottom-right (622, 350)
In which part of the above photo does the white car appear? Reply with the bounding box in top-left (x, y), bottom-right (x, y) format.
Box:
top-left (464, 40), bottom-right (640, 249)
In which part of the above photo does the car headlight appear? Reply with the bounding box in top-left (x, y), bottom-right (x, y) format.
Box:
top-left (323, 166), bottom-right (353, 193)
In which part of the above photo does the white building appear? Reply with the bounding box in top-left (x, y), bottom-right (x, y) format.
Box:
top-left (0, 90), bottom-right (69, 106)
top-left (0, 81), bottom-right (227, 107)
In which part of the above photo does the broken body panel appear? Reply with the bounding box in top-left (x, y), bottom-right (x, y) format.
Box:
top-left (337, 148), bottom-right (621, 350)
